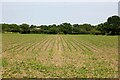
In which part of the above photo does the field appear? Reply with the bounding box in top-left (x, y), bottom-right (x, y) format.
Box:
top-left (2, 33), bottom-right (118, 78)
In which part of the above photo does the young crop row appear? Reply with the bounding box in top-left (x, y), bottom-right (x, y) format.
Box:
top-left (2, 33), bottom-right (118, 78)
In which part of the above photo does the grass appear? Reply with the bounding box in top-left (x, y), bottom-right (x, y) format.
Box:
top-left (2, 33), bottom-right (118, 78)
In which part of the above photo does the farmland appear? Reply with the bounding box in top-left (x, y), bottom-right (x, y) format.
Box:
top-left (2, 33), bottom-right (118, 78)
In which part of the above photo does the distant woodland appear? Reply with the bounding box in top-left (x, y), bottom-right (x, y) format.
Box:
top-left (1, 15), bottom-right (120, 35)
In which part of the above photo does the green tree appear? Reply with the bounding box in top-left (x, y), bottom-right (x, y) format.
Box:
top-left (20, 23), bottom-right (30, 34)
top-left (97, 15), bottom-right (120, 35)
top-left (2, 23), bottom-right (11, 32)
top-left (60, 23), bottom-right (72, 34)
top-left (72, 24), bottom-right (80, 34)
top-left (30, 25), bottom-right (37, 29)
top-left (79, 24), bottom-right (93, 34)
top-left (107, 15), bottom-right (120, 35)
top-left (10, 24), bottom-right (20, 32)
top-left (48, 24), bottom-right (58, 34)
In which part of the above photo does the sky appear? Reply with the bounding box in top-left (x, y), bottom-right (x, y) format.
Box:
top-left (1, 1), bottom-right (119, 25)
top-left (0, 0), bottom-right (119, 2)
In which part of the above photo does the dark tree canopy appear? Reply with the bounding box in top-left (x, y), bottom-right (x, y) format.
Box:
top-left (1, 15), bottom-right (120, 35)
top-left (97, 15), bottom-right (120, 35)
top-left (59, 23), bottom-right (72, 34)
top-left (20, 23), bottom-right (30, 34)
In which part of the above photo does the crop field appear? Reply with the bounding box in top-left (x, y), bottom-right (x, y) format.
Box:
top-left (2, 33), bottom-right (118, 78)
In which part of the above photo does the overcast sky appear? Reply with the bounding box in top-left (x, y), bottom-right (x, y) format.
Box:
top-left (0, 0), bottom-right (119, 2)
top-left (1, 1), bottom-right (119, 25)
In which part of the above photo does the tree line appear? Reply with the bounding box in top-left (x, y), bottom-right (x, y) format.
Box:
top-left (1, 15), bottom-right (120, 35)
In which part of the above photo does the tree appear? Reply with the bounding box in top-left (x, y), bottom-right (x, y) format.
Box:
top-left (20, 23), bottom-right (30, 34)
top-left (97, 15), bottom-right (120, 35)
top-left (97, 23), bottom-right (106, 35)
top-left (2, 23), bottom-right (11, 32)
top-left (30, 25), bottom-right (37, 29)
top-left (72, 24), bottom-right (80, 34)
top-left (1, 15), bottom-right (120, 35)
top-left (49, 27), bottom-right (58, 34)
top-left (10, 24), bottom-right (20, 32)
top-left (60, 23), bottom-right (72, 34)
top-left (107, 15), bottom-right (120, 35)
top-left (48, 24), bottom-right (58, 34)
top-left (79, 24), bottom-right (93, 34)
top-left (2, 23), bottom-right (20, 33)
